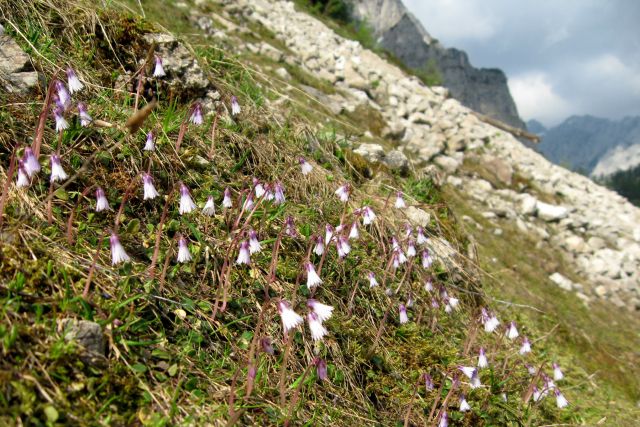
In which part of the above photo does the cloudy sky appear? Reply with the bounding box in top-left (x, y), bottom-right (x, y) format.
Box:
top-left (403, 0), bottom-right (640, 127)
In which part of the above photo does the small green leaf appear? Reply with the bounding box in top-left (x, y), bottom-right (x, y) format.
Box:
top-left (131, 363), bottom-right (147, 373)
top-left (44, 405), bottom-right (59, 422)
top-left (168, 364), bottom-right (178, 377)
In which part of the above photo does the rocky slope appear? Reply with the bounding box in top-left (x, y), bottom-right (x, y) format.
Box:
top-left (346, 0), bottom-right (526, 130)
top-left (235, 0), bottom-right (640, 311)
top-left (534, 115), bottom-right (640, 175)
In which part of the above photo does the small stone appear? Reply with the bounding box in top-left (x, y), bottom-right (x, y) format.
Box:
top-left (405, 206), bottom-right (431, 227)
top-left (275, 67), bottom-right (291, 81)
top-left (536, 202), bottom-right (569, 222)
top-left (549, 272), bottom-right (573, 291)
top-left (594, 285), bottom-right (607, 297)
top-left (353, 143), bottom-right (385, 163)
top-left (382, 150), bottom-right (409, 175)
top-left (59, 319), bottom-right (105, 355)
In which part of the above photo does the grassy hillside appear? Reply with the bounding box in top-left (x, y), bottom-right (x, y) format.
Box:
top-left (0, 0), bottom-right (637, 426)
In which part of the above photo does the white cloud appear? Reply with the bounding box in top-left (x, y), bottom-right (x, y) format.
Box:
top-left (403, 0), bottom-right (499, 43)
top-left (508, 72), bottom-right (571, 126)
top-left (583, 54), bottom-right (640, 95)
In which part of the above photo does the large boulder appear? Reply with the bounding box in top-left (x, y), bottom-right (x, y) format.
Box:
top-left (536, 202), bottom-right (569, 222)
top-left (0, 33), bottom-right (39, 94)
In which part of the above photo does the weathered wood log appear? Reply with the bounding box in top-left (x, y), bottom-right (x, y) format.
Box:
top-left (471, 111), bottom-right (541, 143)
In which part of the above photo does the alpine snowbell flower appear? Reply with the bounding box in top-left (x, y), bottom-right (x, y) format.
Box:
top-left (230, 95), bottom-right (241, 116)
top-left (423, 373), bottom-right (434, 391)
top-left (54, 107), bottom-right (69, 132)
top-left (142, 173), bottom-right (159, 200)
top-left (552, 362), bottom-right (564, 381)
top-left (144, 131), bottom-right (155, 151)
top-left (305, 262), bottom-right (322, 289)
top-left (299, 157), bottom-right (313, 175)
top-left (179, 183), bottom-right (196, 214)
top-left (306, 299), bottom-right (334, 322)
top-left (526, 364), bottom-right (537, 376)
top-left (277, 300), bottom-right (303, 333)
top-left (482, 309), bottom-right (500, 333)
top-left (49, 154), bottom-right (68, 182)
top-left (95, 187), bottom-right (110, 212)
top-left (460, 366), bottom-right (481, 388)
top-left (66, 68), bottom-right (84, 94)
top-left (394, 191), bottom-right (406, 209)
top-left (424, 278), bottom-right (434, 292)
top-left (248, 229), bottom-right (261, 254)
top-left (532, 385), bottom-right (543, 402)
top-left (315, 358), bottom-right (328, 381)
top-left (554, 388), bottom-right (568, 408)
top-left (477, 347), bottom-right (488, 368)
top-left (110, 232), bottom-right (130, 265)
top-left (313, 235), bottom-right (325, 256)
top-left (177, 236), bottom-right (192, 263)
top-left (235, 240), bottom-right (251, 265)
top-left (334, 184), bottom-right (350, 202)
top-left (22, 147), bottom-right (40, 177)
top-left (55, 80), bottom-right (71, 109)
top-left (243, 193), bottom-right (255, 211)
top-left (421, 250), bottom-right (433, 268)
top-left (403, 223), bottom-right (413, 238)
top-left (391, 251), bottom-right (400, 270)
top-left (285, 216), bottom-right (298, 238)
top-left (16, 161), bottom-right (29, 188)
top-left (324, 224), bottom-right (334, 245)
top-left (348, 221), bottom-right (359, 240)
top-left (417, 226), bottom-right (428, 245)
top-left (431, 298), bottom-right (440, 309)
top-left (222, 187), bottom-right (233, 208)
top-left (448, 296), bottom-right (459, 309)
top-left (274, 182), bottom-right (285, 205)
top-left (153, 55), bottom-right (166, 77)
top-left (506, 321), bottom-right (519, 340)
top-left (406, 239), bottom-right (416, 258)
top-left (307, 312), bottom-right (328, 341)
top-left (459, 394), bottom-right (471, 412)
top-left (189, 102), bottom-right (203, 125)
top-left (336, 235), bottom-right (350, 258)
top-left (77, 102), bottom-right (92, 127)
top-left (202, 195), bottom-right (216, 216)
top-left (519, 337), bottom-right (532, 355)
top-left (438, 411), bottom-right (448, 427)
top-left (362, 206), bottom-right (376, 225)
top-left (253, 178), bottom-right (265, 198)
top-left (398, 304), bottom-right (409, 324)
top-left (367, 271), bottom-right (378, 288)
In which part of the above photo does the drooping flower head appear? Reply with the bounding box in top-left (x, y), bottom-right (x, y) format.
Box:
top-left (307, 312), bottom-right (328, 341)
top-left (336, 235), bottom-right (351, 259)
top-left (153, 55), bottom-right (166, 77)
top-left (348, 221), bottom-right (359, 240)
top-left (438, 411), bottom-right (448, 427)
top-left (459, 394), bottom-right (471, 412)
top-left (95, 187), bottom-right (110, 212)
top-left (16, 160), bottom-right (29, 188)
top-left (334, 183), bottom-right (350, 202)
top-left (49, 154), bottom-right (68, 183)
top-left (313, 235), bottom-right (325, 256)
top-left (55, 80), bottom-right (71, 109)
top-left (179, 183), bottom-right (196, 214)
top-left (236, 240), bottom-right (251, 265)
top-left (306, 299), bottom-right (334, 322)
top-left (177, 236), bottom-right (192, 263)
top-left (324, 224), bottom-right (334, 245)
top-left (299, 157), bottom-right (313, 175)
top-left (478, 347), bottom-right (488, 368)
top-left (222, 187), bottom-right (233, 209)
top-left (66, 68), bottom-right (84, 94)
top-left (506, 321), bottom-right (519, 340)
top-left (533, 385), bottom-right (543, 402)
top-left (144, 131), bottom-right (155, 151)
top-left (399, 304), bottom-right (409, 324)
top-left (406, 239), bottom-right (416, 258)
top-left (552, 362), bottom-right (564, 381)
top-left (285, 216), bottom-right (298, 238)
top-left (252, 177), bottom-right (265, 199)
top-left (421, 249), bottom-right (433, 269)
top-left (554, 388), bottom-right (568, 408)
top-left (189, 102), bottom-right (203, 125)
top-left (54, 107), bottom-right (69, 132)
top-left (230, 95), bottom-right (241, 116)
top-left (248, 229), bottom-right (261, 254)
top-left (362, 206), bottom-right (376, 225)
top-left (243, 192), bottom-right (255, 211)
top-left (142, 173), bottom-right (159, 200)
top-left (202, 195), bottom-right (216, 216)
top-left (431, 298), bottom-right (440, 309)
top-left (525, 363), bottom-right (537, 376)
top-left (110, 232), bottom-right (130, 265)
top-left (403, 223), bottom-right (413, 238)
top-left (423, 373), bottom-right (434, 391)
top-left (261, 337), bottom-right (274, 355)
top-left (394, 191), bottom-right (406, 209)
top-left (305, 262), bottom-right (322, 289)
top-left (22, 147), bottom-right (40, 177)
top-left (520, 337), bottom-right (532, 355)
top-left (277, 300), bottom-right (303, 333)
top-left (424, 277), bottom-right (434, 292)
top-left (367, 271), bottom-right (378, 288)
top-left (77, 102), bottom-right (92, 127)
top-left (460, 366), bottom-right (482, 388)
top-left (274, 181), bottom-right (285, 205)
top-left (315, 357), bottom-right (328, 381)
top-left (417, 226), bottom-right (428, 245)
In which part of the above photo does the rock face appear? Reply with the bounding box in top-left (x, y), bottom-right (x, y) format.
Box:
top-left (346, 0), bottom-right (526, 130)
top-left (0, 32), bottom-right (39, 94)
